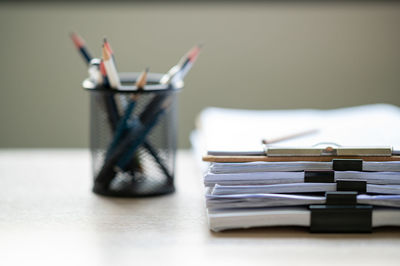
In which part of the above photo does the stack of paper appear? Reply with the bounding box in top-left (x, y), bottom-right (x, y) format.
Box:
top-left (191, 104), bottom-right (400, 232)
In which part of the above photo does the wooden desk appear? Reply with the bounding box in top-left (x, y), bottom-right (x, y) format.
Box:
top-left (0, 150), bottom-right (399, 265)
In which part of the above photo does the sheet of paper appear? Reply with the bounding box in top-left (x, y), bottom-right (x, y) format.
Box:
top-left (211, 183), bottom-right (400, 195)
top-left (196, 104), bottom-right (400, 153)
top-left (206, 193), bottom-right (400, 209)
top-left (209, 161), bottom-right (400, 174)
top-left (208, 207), bottom-right (400, 232)
top-left (204, 171), bottom-right (400, 186)
top-left (193, 104), bottom-right (400, 231)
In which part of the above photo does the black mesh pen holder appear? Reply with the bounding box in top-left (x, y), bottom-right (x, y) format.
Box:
top-left (84, 72), bottom-right (179, 197)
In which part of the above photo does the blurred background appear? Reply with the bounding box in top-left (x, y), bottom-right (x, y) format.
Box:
top-left (0, 1), bottom-right (399, 149)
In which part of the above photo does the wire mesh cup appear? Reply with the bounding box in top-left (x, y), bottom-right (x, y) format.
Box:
top-left (84, 72), bottom-right (179, 197)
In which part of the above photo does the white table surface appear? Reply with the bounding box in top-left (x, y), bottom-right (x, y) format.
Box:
top-left (0, 149), bottom-right (399, 266)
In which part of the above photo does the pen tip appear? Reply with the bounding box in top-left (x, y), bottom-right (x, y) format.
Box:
top-left (103, 37), bottom-right (108, 43)
top-left (145, 67), bottom-right (150, 73)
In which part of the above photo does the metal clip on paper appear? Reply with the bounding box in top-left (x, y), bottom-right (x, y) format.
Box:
top-left (309, 192), bottom-right (372, 233)
top-left (203, 145), bottom-right (400, 163)
top-left (264, 146), bottom-right (393, 157)
top-left (304, 164), bottom-right (367, 194)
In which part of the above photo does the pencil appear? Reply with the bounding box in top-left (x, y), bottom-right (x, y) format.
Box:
top-left (95, 98), bottom-right (173, 189)
top-left (120, 68), bottom-right (174, 180)
top-left (116, 98), bottom-right (172, 170)
top-left (99, 58), bottom-right (120, 131)
top-left (135, 67), bottom-right (149, 90)
top-left (176, 44), bottom-right (202, 76)
top-left (95, 45), bottom-right (202, 189)
top-left (103, 37), bottom-right (114, 59)
top-left (70, 32), bottom-right (92, 64)
top-left (105, 68), bottom-right (149, 159)
top-left (261, 129), bottom-right (319, 145)
top-left (102, 45), bottom-right (121, 88)
top-left (160, 44), bottom-right (202, 84)
top-left (141, 44), bottom-right (202, 125)
top-left (99, 60), bottom-right (110, 87)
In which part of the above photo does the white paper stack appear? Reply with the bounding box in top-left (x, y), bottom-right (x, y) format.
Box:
top-left (191, 104), bottom-right (400, 232)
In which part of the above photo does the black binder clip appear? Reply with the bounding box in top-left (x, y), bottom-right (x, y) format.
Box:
top-left (309, 191), bottom-right (372, 233)
top-left (332, 159), bottom-right (363, 171)
top-left (336, 180), bottom-right (367, 193)
top-left (304, 170), bottom-right (334, 183)
top-left (304, 171), bottom-right (367, 194)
